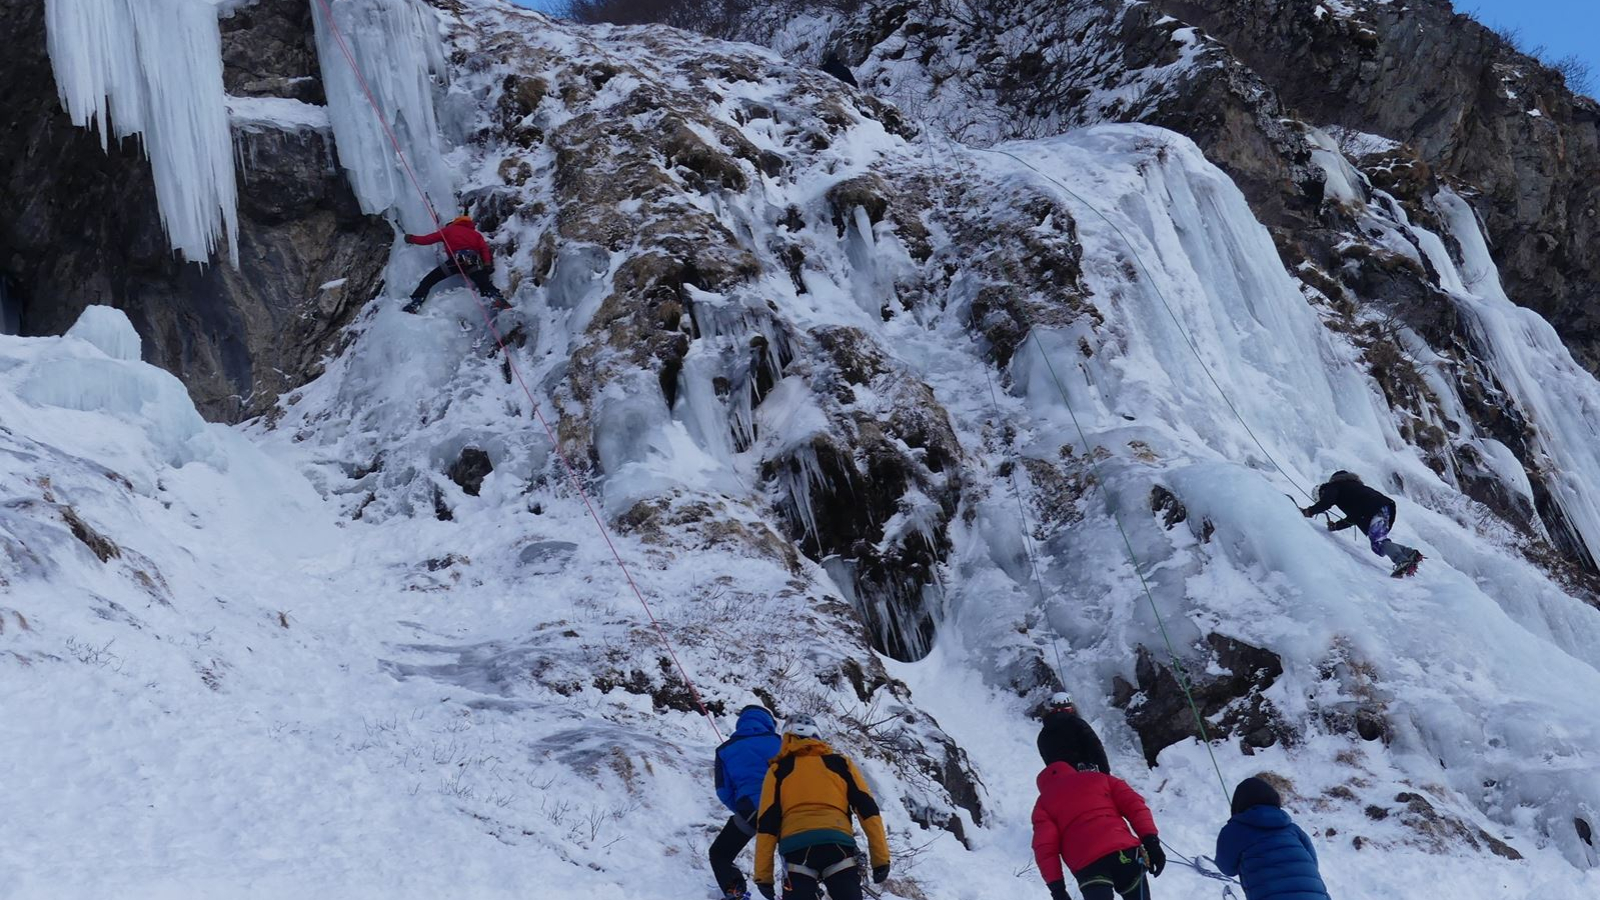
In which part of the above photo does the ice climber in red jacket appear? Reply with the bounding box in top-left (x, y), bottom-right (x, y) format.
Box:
top-left (401, 215), bottom-right (508, 313)
top-left (1031, 763), bottom-right (1165, 900)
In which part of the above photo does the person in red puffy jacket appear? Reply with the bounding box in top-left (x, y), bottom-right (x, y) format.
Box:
top-left (401, 215), bottom-right (507, 313)
top-left (1031, 763), bottom-right (1165, 900)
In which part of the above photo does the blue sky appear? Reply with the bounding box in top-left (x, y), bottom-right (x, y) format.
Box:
top-left (1463, 0), bottom-right (1600, 87)
top-left (509, 0), bottom-right (1597, 92)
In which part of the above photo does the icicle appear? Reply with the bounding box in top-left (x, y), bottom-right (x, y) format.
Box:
top-left (44, 0), bottom-right (239, 265)
top-left (1429, 188), bottom-right (1600, 568)
top-left (310, 0), bottom-right (455, 231)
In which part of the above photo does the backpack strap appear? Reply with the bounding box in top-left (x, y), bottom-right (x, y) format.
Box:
top-left (822, 753), bottom-right (880, 820)
top-left (757, 756), bottom-right (795, 837)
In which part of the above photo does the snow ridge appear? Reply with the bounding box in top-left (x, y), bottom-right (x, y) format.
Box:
top-left (43, 0), bottom-right (239, 264)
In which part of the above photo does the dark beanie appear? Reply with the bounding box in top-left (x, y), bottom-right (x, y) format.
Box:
top-left (1231, 777), bottom-right (1282, 815)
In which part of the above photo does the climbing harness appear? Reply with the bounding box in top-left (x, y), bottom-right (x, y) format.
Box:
top-left (786, 857), bottom-right (856, 879)
top-left (311, 0), bottom-right (723, 742)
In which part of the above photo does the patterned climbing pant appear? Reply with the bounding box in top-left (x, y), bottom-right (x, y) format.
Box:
top-left (1366, 508), bottom-right (1416, 565)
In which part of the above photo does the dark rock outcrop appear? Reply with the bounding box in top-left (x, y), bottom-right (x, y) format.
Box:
top-left (1113, 635), bottom-right (1290, 766)
top-left (448, 447), bottom-right (495, 497)
top-left (0, 0), bottom-right (388, 421)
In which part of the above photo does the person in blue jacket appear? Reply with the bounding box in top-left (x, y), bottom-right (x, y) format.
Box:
top-left (1215, 777), bottom-right (1332, 900)
top-left (711, 705), bottom-right (783, 900)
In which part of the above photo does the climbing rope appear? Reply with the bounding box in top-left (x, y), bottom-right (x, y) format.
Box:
top-left (982, 365), bottom-right (1072, 687)
top-left (1159, 837), bottom-right (1240, 886)
top-left (311, 0), bottom-right (723, 742)
top-left (1027, 328), bottom-right (1232, 806)
top-left (976, 145), bottom-right (1314, 502)
top-left (922, 125), bottom-right (1236, 805)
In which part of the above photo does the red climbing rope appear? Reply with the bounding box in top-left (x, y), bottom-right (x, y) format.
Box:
top-left (311, 0), bottom-right (724, 742)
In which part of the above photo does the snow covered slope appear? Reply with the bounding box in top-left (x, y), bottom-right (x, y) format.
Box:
top-left (6, 1), bottom-right (1600, 897)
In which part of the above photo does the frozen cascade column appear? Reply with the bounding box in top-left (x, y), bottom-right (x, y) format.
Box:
top-left (1432, 188), bottom-right (1600, 570)
top-left (44, 0), bottom-right (239, 265)
top-left (310, 0), bottom-right (456, 232)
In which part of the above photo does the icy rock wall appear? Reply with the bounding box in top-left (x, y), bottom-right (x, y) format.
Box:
top-left (988, 127), bottom-right (1600, 865)
top-left (310, 0), bottom-right (455, 231)
top-left (44, 0), bottom-right (239, 264)
top-left (1001, 128), bottom-right (1387, 483)
top-left (1428, 189), bottom-right (1600, 570)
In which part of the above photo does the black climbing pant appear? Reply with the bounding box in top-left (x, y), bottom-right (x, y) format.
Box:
top-left (409, 263), bottom-right (503, 306)
top-left (782, 843), bottom-right (861, 900)
top-left (1075, 847), bottom-right (1150, 900)
top-left (710, 813), bottom-right (756, 894)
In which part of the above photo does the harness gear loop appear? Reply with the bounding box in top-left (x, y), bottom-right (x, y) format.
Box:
top-left (787, 857), bottom-right (857, 879)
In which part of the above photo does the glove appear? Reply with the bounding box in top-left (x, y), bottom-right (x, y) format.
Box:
top-left (404, 234), bottom-right (421, 244)
top-left (872, 863), bottom-right (890, 884)
top-left (1300, 506), bottom-right (1313, 517)
top-left (1141, 835), bottom-right (1166, 877)
top-left (1046, 879), bottom-right (1071, 900)
top-left (756, 883), bottom-right (775, 900)
top-left (1325, 519), bottom-right (1338, 531)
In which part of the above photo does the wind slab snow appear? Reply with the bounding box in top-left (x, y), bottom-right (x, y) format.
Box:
top-left (6, 2), bottom-right (1600, 898)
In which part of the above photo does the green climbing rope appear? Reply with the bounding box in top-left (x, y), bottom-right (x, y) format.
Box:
top-left (982, 364), bottom-right (1072, 687)
top-left (978, 144), bottom-right (1314, 502)
top-left (936, 129), bottom-right (1249, 805)
top-left (1029, 329), bottom-right (1233, 806)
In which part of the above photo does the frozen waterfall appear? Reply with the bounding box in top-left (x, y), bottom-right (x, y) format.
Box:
top-left (43, 0), bottom-right (239, 265)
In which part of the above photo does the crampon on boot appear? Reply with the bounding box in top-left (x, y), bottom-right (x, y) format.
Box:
top-left (1391, 550), bottom-right (1424, 578)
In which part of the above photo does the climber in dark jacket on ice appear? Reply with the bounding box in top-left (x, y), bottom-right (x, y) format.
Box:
top-left (1037, 692), bottom-right (1111, 774)
top-left (1301, 470), bottom-right (1423, 576)
top-left (401, 215), bottom-right (507, 313)
top-left (1215, 777), bottom-right (1331, 900)
top-left (710, 705), bottom-right (782, 900)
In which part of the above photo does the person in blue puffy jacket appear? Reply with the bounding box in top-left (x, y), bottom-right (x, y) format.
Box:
top-left (711, 705), bottom-right (783, 900)
top-left (1215, 777), bottom-right (1331, 900)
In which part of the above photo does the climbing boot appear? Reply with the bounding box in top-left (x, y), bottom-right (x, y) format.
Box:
top-left (1390, 549), bottom-right (1423, 578)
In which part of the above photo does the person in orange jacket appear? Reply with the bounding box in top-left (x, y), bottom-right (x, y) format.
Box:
top-left (753, 715), bottom-right (890, 900)
top-left (1032, 762), bottom-right (1165, 900)
top-left (401, 215), bottom-right (507, 313)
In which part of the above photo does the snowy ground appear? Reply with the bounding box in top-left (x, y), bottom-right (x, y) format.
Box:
top-left (6, 0), bottom-right (1600, 897)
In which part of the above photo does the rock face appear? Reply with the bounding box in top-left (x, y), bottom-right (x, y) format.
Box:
top-left (685, 0), bottom-right (1600, 587)
top-left (0, 0), bottom-right (388, 421)
top-left (1113, 635), bottom-right (1289, 766)
top-left (1151, 0), bottom-right (1600, 369)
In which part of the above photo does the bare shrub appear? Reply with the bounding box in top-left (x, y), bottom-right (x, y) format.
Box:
top-left (1553, 54), bottom-right (1594, 95)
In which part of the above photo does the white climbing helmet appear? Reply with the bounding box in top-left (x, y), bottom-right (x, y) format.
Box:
top-left (786, 714), bottom-right (823, 740)
top-left (1048, 692), bottom-right (1076, 713)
